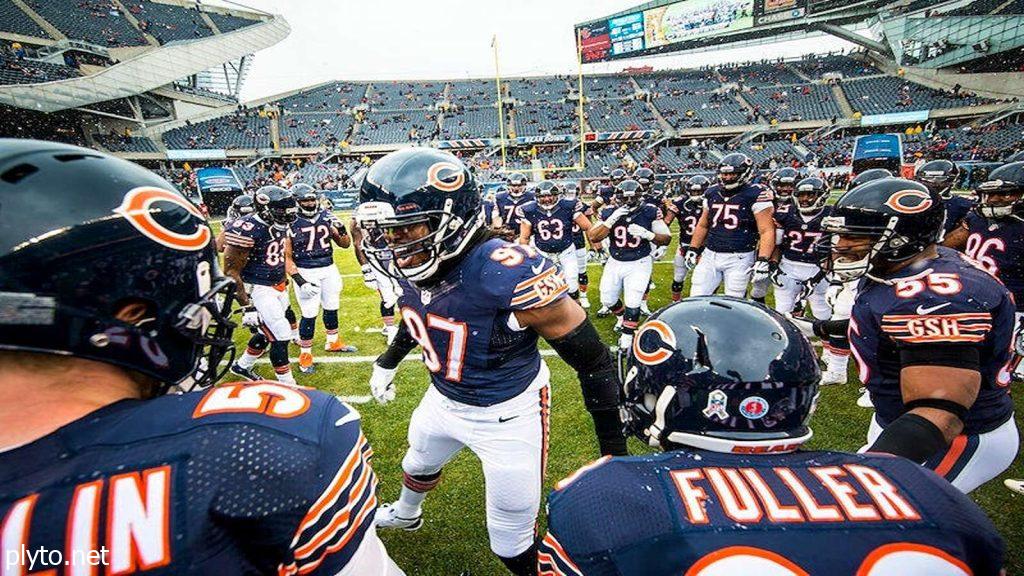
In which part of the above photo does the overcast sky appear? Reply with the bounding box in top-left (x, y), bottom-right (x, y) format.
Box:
top-left (220, 0), bottom-right (860, 102)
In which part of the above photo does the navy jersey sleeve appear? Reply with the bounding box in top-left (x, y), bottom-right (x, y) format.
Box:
top-left (480, 242), bottom-right (569, 311)
top-left (223, 216), bottom-right (258, 249)
top-left (204, 389), bottom-right (377, 575)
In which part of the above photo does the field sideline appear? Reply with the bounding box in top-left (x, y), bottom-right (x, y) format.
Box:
top-left (217, 214), bottom-right (1024, 575)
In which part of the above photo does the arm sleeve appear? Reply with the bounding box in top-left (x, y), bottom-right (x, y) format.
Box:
top-left (376, 322), bottom-right (417, 369)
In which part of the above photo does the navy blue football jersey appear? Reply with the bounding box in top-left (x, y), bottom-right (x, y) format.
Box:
top-left (482, 198), bottom-right (496, 228)
top-left (495, 191), bottom-right (535, 232)
top-left (850, 247), bottom-right (1015, 435)
top-left (775, 204), bottom-right (831, 264)
top-left (519, 198), bottom-right (584, 253)
top-left (540, 449), bottom-right (1004, 576)
top-left (667, 197), bottom-right (702, 246)
top-left (0, 383), bottom-right (378, 575)
top-left (703, 183), bottom-right (773, 253)
top-left (599, 204), bottom-right (661, 262)
top-left (290, 209), bottom-right (340, 268)
top-left (224, 214), bottom-right (288, 286)
top-left (964, 212), bottom-right (1024, 309)
top-left (396, 239), bottom-right (568, 406)
top-left (943, 195), bottom-right (976, 235)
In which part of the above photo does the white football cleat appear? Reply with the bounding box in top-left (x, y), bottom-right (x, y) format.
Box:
top-left (1004, 479), bottom-right (1024, 495)
top-left (820, 370), bottom-right (846, 386)
top-left (613, 316), bottom-right (623, 333)
top-left (579, 296), bottom-right (590, 309)
top-left (856, 388), bottom-right (874, 408)
top-left (640, 301), bottom-right (651, 315)
top-left (375, 503), bottom-right (423, 531)
top-left (383, 325), bottom-right (399, 344)
top-left (596, 305), bottom-right (611, 317)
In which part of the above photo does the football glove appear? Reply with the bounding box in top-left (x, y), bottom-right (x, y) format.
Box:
top-left (627, 223), bottom-right (655, 241)
top-left (369, 362), bottom-right (397, 405)
top-left (241, 305), bottom-right (260, 328)
top-left (361, 264), bottom-right (378, 291)
top-left (683, 248), bottom-right (700, 270)
top-left (749, 258), bottom-right (773, 284)
top-left (605, 206), bottom-right (631, 227)
top-left (293, 274), bottom-right (320, 299)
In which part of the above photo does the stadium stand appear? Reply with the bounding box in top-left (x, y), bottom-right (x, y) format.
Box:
top-left (354, 110), bottom-right (438, 145)
top-left (580, 75), bottom-right (635, 98)
top-left (636, 70), bottom-right (720, 94)
top-left (448, 79), bottom-right (495, 106)
top-left (0, 55), bottom-right (80, 84)
top-left (744, 83), bottom-right (843, 122)
top-left (0, 0), bottom-right (51, 38)
top-left (24, 0), bottom-right (149, 46)
top-left (654, 92), bottom-right (753, 127)
top-left (129, 1), bottom-right (214, 44)
top-left (633, 144), bottom-right (714, 172)
top-left (790, 54), bottom-right (878, 79)
top-left (507, 76), bottom-right (570, 102)
top-left (514, 102), bottom-right (578, 136)
top-left (162, 110), bottom-right (272, 149)
top-left (275, 82), bottom-right (367, 112)
top-left (368, 81), bottom-right (444, 110)
top-left (440, 106), bottom-right (501, 140)
top-left (95, 134), bottom-right (161, 152)
top-left (842, 76), bottom-right (995, 115)
top-left (280, 113), bottom-right (353, 147)
top-left (585, 98), bottom-right (657, 131)
top-left (734, 140), bottom-right (802, 167)
top-left (718, 61), bottom-right (805, 86)
top-left (205, 10), bottom-right (261, 33)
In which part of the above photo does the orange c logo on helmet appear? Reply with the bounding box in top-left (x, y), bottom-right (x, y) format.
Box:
top-left (632, 320), bottom-right (677, 365)
top-left (884, 190), bottom-right (933, 214)
top-left (115, 186), bottom-right (211, 251)
top-left (427, 162), bottom-right (465, 193)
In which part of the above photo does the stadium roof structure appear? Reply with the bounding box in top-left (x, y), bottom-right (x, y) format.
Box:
top-left (0, 6), bottom-right (289, 113)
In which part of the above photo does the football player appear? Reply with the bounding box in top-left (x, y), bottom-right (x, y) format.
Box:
top-left (823, 177), bottom-right (1019, 493)
top-left (493, 172), bottom-right (534, 237)
top-left (916, 159), bottom-right (974, 237)
top-left (635, 167), bottom-right (663, 315)
top-left (224, 185), bottom-right (299, 384)
top-left (351, 215), bottom-right (401, 344)
top-left (749, 167), bottom-right (801, 304)
top-left (518, 181), bottom-right (592, 306)
top-left (589, 179), bottom-right (672, 349)
top-left (664, 175), bottom-right (708, 302)
top-left (288, 183), bottom-right (356, 374)
top-left (538, 297), bottom-right (1005, 576)
top-left (0, 140), bottom-right (401, 575)
top-left (357, 149), bottom-right (627, 576)
top-left (564, 180), bottom-right (593, 309)
top-left (944, 161), bottom-right (1024, 381)
top-left (685, 153), bottom-right (777, 298)
top-left (770, 166), bottom-right (800, 206)
top-left (771, 177), bottom-right (845, 384)
top-left (216, 193), bottom-right (254, 252)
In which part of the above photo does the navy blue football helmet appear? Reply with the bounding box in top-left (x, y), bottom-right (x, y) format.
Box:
top-left (253, 185), bottom-right (298, 228)
top-left (534, 180), bottom-right (561, 209)
top-left (507, 172), bottom-right (528, 197)
top-left (976, 161), bottom-right (1024, 220)
top-left (609, 168), bottom-right (627, 185)
top-left (684, 174), bottom-right (711, 199)
top-left (226, 194), bottom-right (255, 222)
top-left (633, 167), bottom-right (655, 189)
top-left (770, 167), bottom-right (800, 202)
top-left (0, 140), bottom-right (237, 393)
top-left (291, 182), bottom-right (319, 217)
top-left (718, 153), bottom-right (753, 192)
top-left (615, 179), bottom-right (643, 208)
top-left (915, 159), bottom-right (959, 199)
top-left (622, 297), bottom-right (820, 453)
top-left (847, 168), bottom-right (892, 191)
top-left (794, 176), bottom-right (828, 214)
top-left (822, 178), bottom-right (943, 282)
top-left (358, 147), bottom-right (482, 283)
top-left (563, 180), bottom-right (579, 201)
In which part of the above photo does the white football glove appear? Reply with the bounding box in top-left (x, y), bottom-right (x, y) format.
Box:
top-left (361, 264), bottom-right (378, 291)
top-left (297, 280), bottom-right (320, 300)
top-left (627, 223), bottom-right (655, 241)
top-left (241, 305), bottom-right (260, 328)
top-left (683, 248), bottom-right (700, 270)
top-left (605, 206), bottom-right (631, 227)
top-left (769, 266), bottom-right (786, 287)
top-left (784, 314), bottom-right (817, 339)
top-left (749, 258), bottom-right (773, 284)
top-left (369, 362), bottom-right (397, 404)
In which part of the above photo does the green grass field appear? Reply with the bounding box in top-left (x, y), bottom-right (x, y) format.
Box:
top-left (221, 215), bottom-right (1024, 575)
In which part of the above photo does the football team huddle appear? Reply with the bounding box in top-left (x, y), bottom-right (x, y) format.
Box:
top-left (1, 138), bottom-right (1023, 575)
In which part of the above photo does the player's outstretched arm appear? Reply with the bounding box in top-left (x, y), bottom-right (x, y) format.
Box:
top-left (518, 220), bottom-right (532, 245)
top-left (754, 207), bottom-right (777, 260)
top-left (943, 221), bottom-right (969, 250)
top-left (222, 244), bottom-right (251, 307)
top-left (515, 298), bottom-right (627, 456)
top-left (369, 322), bottom-right (418, 404)
top-left (868, 350), bottom-right (981, 463)
top-left (688, 208), bottom-right (710, 251)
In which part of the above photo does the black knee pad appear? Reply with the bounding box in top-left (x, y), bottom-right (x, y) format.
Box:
top-left (671, 281), bottom-right (684, 293)
top-left (322, 309), bottom-right (339, 330)
top-left (284, 307), bottom-right (297, 324)
top-left (247, 333), bottom-right (269, 351)
top-left (269, 340), bottom-right (289, 368)
top-left (299, 317), bottom-right (316, 340)
top-left (578, 272), bottom-right (589, 285)
top-left (380, 302), bottom-right (394, 318)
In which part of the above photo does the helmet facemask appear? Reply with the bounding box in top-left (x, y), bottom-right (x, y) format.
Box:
top-left (298, 193), bottom-right (320, 218)
top-left (976, 180), bottom-right (1024, 220)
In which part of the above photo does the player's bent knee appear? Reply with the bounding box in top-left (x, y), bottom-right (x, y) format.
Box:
top-left (269, 341), bottom-right (289, 368)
